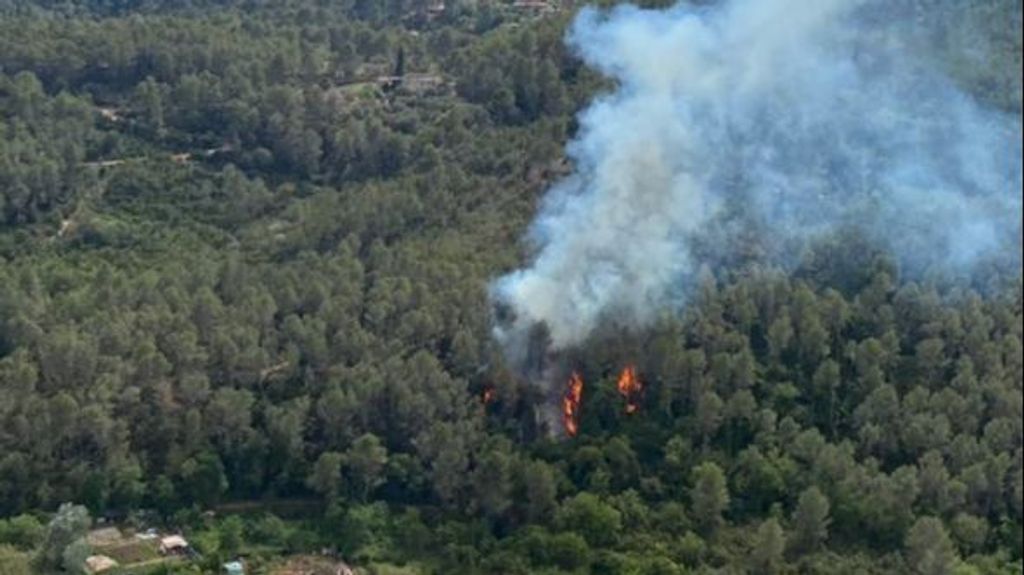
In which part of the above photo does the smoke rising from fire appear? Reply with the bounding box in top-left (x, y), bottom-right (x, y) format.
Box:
top-left (492, 0), bottom-right (1022, 354)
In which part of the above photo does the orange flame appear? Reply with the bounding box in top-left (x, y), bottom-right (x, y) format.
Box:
top-left (482, 387), bottom-right (495, 404)
top-left (616, 364), bottom-right (642, 414)
top-left (563, 371), bottom-right (584, 437)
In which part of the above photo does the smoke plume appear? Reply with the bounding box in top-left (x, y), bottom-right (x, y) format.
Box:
top-left (492, 0), bottom-right (1023, 355)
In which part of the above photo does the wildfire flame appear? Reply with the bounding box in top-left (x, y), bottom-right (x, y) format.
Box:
top-left (563, 371), bottom-right (584, 437)
top-left (616, 364), bottom-right (642, 414)
top-left (482, 387), bottom-right (495, 404)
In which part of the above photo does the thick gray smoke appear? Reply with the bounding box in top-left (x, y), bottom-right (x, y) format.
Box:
top-left (493, 0), bottom-right (1023, 355)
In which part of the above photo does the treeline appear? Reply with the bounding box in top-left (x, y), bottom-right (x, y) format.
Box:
top-left (3, 256), bottom-right (1021, 573)
top-left (0, 1), bottom-right (1021, 574)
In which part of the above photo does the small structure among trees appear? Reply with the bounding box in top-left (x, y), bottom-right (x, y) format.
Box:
top-left (85, 554), bottom-right (119, 573)
top-left (377, 73), bottom-right (449, 96)
top-left (159, 535), bottom-right (190, 555)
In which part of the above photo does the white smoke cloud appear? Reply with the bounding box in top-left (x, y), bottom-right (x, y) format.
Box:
top-left (493, 0), bottom-right (1023, 353)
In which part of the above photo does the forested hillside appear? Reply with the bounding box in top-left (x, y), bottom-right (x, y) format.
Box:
top-left (0, 1), bottom-right (1021, 574)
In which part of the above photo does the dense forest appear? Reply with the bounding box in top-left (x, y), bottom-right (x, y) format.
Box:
top-left (0, 0), bottom-right (1021, 574)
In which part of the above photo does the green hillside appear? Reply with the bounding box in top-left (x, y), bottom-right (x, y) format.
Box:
top-left (0, 1), bottom-right (1021, 574)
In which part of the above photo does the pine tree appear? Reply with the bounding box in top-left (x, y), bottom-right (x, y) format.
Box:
top-left (691, 462), bottom-right (729, 535)
top-left (789, 486), bottom-right (830, 554)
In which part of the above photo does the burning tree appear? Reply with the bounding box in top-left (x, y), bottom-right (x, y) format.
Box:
top-left (616, 364), bottom-right (642, 414)
top-left (562, 371), bottom-right (584, 437)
